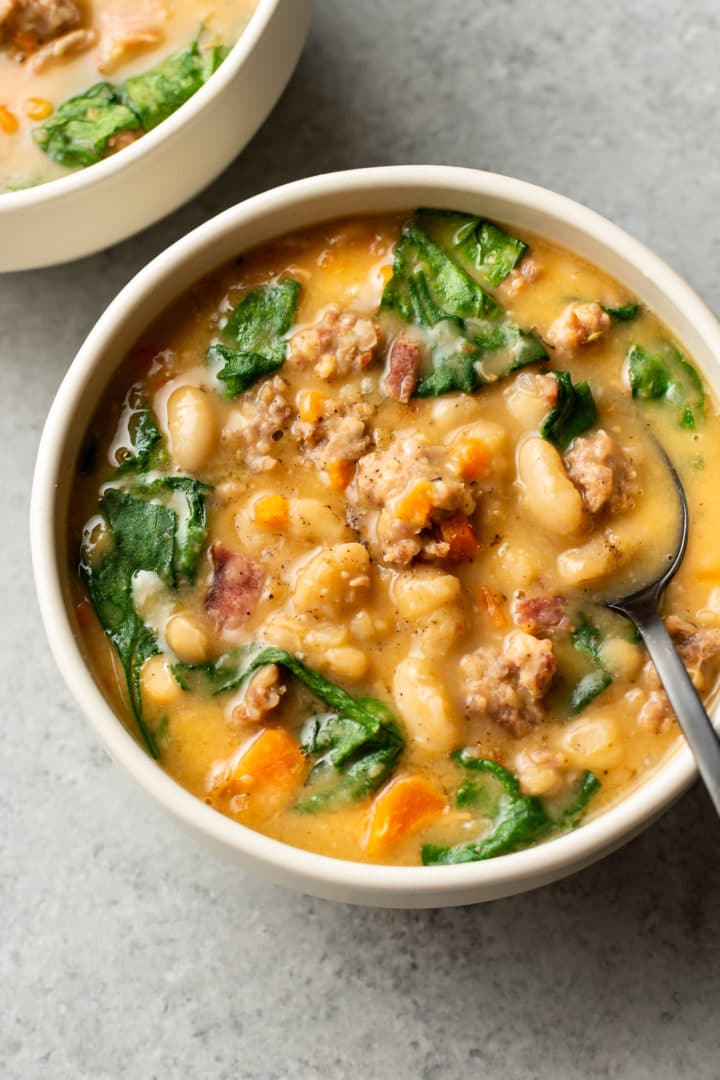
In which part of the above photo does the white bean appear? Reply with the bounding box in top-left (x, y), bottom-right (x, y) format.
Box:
top-left (294, 543), bottom-right (370, 615)
top-left (165, 613), bottom-right (209, 664)
top-left (517, 436), bottom-right (584, 536)
top-left (166, 385), bottom-right (217, 472)
top-left (600, 637), bottom-right (643, 680)
top-left (430, 394), bottom-right (483, 437)
top-left (321, 647), bottom-right (369, 681)
top-left (140, 654), bottom-right (184, 708)
top-left (504, 372), bottom-right (551, 429)
top-left (287, 498), bottom-right (349, 544)
top-left (392, 568), bottom-right (461, 620)
top-left (392, 656), bottom-right (460, 752)
top-left (557, 531), bottom-right (627, 586)
top-left (558, 715), bottom-right (624, 770)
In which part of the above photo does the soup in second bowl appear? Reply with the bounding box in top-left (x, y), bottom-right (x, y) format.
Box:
top-left (0, 0), bottom-right (258, 192)
top-left (70, 209), bottom-right (720, 865)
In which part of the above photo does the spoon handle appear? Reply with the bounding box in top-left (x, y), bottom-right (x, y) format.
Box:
top-left (630, 605), bottom-right (720, 815)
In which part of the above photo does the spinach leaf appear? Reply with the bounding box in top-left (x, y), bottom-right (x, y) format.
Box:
top-left (122, 40), bottom-right (228, 132)
top-left (210, 278), bottom-right (301, 396)
top-left (540, 371), bottom-right (598, 450)
top-left (554, 767), bottom-right (601, 827)
top-left (570, 668), bottom-right (612, 714)
top-left (81, 478), bottom-right (211, 756)
top-left (34, 37), bottom-right (229, 167)
top-left (137, 476), bottom-right (211, 583)
top-left (297, 706), bottom-right (402, 812)
top-left (416, 209), bottom-right (528, 287)
top-left (568, 613), bottom-right (612, 714)
top-left (380, 219), bottom-right (546, 397)
top-left (81, 489), bottom-right (176, 757)
top-left (114, 404), bottom-right (165, 475)
top-left (422, 752), bottom-right (599, 865)
top-left (33, 82), bottom-right (140, 167)
top-left (173, 644), bottom-right (404, 809)
top-left (602, 303), bottom-right (640, 322)
top-left (627, 342), bottom-right (705, 430)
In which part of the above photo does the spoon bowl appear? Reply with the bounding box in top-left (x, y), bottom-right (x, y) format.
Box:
top-left (602, 442), bottom-right (720, 815)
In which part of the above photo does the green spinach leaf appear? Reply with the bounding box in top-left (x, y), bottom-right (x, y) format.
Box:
top-left (34, 82), bottom-right (140, 167)
top-left (173, 644), bottom-right (404, 809)
top-left (81, 489), bottom-right (176, 757)
top-left (122, 39), bottom-right (228, 132)
top-left (422, 752), bottom-right (599, 865)
top-left (602, 303), bottom-right (640, 322)
top-left (34, 37), bottom-right (229, 167)
top-left (114, 404), bottom-right (165, 475)
top-left (416, 209), bottom-right (528, 287)
top-left (540, 371), bottom-right (598, 450)
top-left (627, 342), bottom-right (705, 429)
top-left (568, 613), bottom-right (612, 714)
top-left (81, 478), bottom-right (211, 756)
top-left (137, 476), bottom-right (211, 583)
top-left (380, 218), bottom-right (546, 396)
top-left (210, 278), bottom-right (301, 396)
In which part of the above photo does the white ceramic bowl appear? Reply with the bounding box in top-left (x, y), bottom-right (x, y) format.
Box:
top-left (31, 166), bottom-right (720, 907)
top-left (0, 0), bottom-right (313, 272)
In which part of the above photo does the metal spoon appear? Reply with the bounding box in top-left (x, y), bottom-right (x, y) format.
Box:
top-left (602, 443), bottom-right (720, 815)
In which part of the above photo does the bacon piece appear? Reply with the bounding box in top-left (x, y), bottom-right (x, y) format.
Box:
top-left (511, 594), bottom-right (572, 635)
top-left (435, 512), bottom-right (479, 564)
top-left (206, 543), bottom-right (265, 631)
top-left (383, 335), bottom-right (421, 403)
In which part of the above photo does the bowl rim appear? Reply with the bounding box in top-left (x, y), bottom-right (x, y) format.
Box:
top-left (0, 0), bottom-right (283, 209)
top-left (31, 164), bottom-right (720, 899)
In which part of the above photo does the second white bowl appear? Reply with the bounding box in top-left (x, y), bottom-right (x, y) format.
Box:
top-left (0, 0), bottom-right (313, 272)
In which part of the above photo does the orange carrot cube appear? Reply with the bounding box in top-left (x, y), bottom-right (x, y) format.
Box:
top-left (326, 459), bottom-right (355, 491)
top-left (232, 728), bottom-right (306, 793)
top-left (364, 775), bottom-right (446, 856)
top-left (297, 389), bottom-right (327, 423)
top-left (254, 494), bottom-right (289, 527)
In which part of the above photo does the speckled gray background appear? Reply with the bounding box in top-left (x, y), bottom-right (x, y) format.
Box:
top-left (3, 1), bottom-right (720, 1077)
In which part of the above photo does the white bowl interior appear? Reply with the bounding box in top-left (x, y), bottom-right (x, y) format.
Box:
top-left (31, 166), bottom-right (720, 906)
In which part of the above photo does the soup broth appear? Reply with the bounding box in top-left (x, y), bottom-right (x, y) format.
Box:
top-left (0, 0), bottom-right (257, 191)
top-left (70, 211), bottom-right (720, 866)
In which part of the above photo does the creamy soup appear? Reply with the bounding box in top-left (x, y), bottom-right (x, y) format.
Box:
top-left (70, 211), bottom-right (720, 866)
top-left (0, 0), bottom-right (257, 192)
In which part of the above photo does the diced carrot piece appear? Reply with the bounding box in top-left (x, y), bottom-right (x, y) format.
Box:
top-left (395, 481), bottom-right (435, 528)
top-left (480, 585), bottom-right (506, 628)
top-left (297, 389), bottom-right (326, 423)
top-left (452, 437), bottom-right (491, 481)
top-left (437, 512), bottom-right (479, 563)
top-left (254, 494), bottom-right (289, 527)
top-left (0, 105), bottom-right (19, 134)
top-left (326, 458), bottom-right (355, 491)
top-left (363, 774), bottom-right (446, 856)
top-left (232, 728), bottom-right (306, 793)
top-left (24, 97), bottom-right (53, 121)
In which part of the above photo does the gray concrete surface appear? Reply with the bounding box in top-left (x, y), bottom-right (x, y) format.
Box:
top-left (2, 1), bottom-right (720, 1077)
